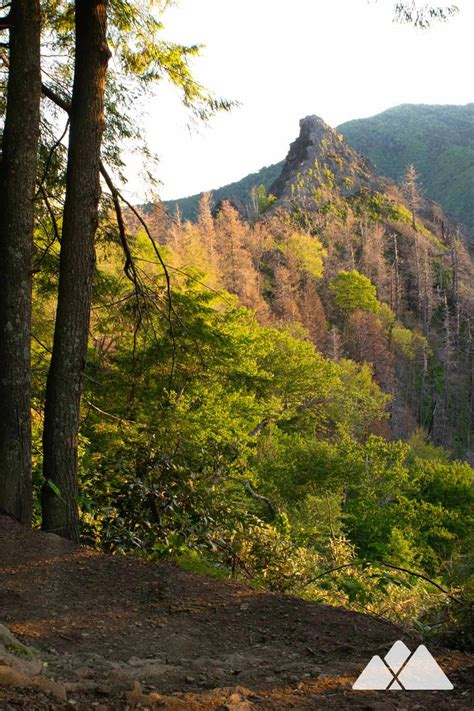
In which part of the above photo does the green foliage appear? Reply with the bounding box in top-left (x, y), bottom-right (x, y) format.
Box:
top-left (256, 184), bottom-right (277, 215)
top-left (233, 520), bottom-right (319, 593)
top-left (164, 163), bottom-right (284, 222)
top-left (392, 325), bottom-right (429, 360)
top-left (339, 103), bottom-right (474, 230)
top-left (279, 232), bottom-right (326, 278)
top-left (30, 140), bottom-right (473, 649)
top-left (330, 270), bottom-right (380, 314)
top-left (351, 191), bottom-right (413, 224)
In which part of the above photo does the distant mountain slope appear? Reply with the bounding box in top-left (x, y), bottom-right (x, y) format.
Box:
top-left (338, 104), bottom-right (474, 230)
top-left (164, 161), bottom-right (283, 221)
top-left (163, 104), bottom-right (474, 236)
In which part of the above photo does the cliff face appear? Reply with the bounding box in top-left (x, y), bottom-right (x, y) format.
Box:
top-left (269, 114), bottom-right (472, 246)
top-left (270, 115), bottom-right (388, 204)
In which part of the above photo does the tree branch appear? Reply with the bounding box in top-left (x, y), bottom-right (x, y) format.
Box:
top-left (36, 118), bottom-right (69, 197)
top-left (37, 184), bottom-right (61, 245)
top-left (303, 559), bottom-right (465, 605)
top-left (228, 477), bottom-right (276, 519)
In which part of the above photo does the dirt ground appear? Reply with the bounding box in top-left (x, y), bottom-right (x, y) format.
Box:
top-left (0, 515), bottom-right (472, 710)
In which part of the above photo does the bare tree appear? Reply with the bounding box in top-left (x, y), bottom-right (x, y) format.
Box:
top-left (401, 163), bottom-right (422, 229)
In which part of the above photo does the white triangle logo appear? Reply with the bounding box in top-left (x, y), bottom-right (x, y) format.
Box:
top-left (398, 645), bottom-right (453, 690)
top-left (352, 655), bottom-right (394, 690)
top-left (353, 641), bottom-right (453, 691)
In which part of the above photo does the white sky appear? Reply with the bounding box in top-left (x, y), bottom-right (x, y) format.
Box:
top-left (126, 0), bottom-right (474, 201)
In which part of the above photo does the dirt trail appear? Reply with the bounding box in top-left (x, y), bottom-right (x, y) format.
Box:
top-left (0, 516), bottom-right (472, 709)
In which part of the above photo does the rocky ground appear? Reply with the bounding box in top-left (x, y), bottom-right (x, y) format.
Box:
top-left (0, 516), bottom-right (472, 709)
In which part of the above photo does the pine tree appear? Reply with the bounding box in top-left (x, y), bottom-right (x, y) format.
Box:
top-left (0, 0), bottom-right (41, 523)
top-left (215, 201), bottom-right (266, 313)
top-left (197, 192), bottom-right (217, 263)
top-left (297, 278), bottom-right (328, 350)
top-left (42, 0), bottom-right (110, 541)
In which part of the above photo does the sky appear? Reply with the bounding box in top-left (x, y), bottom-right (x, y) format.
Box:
top-left (126, 0), bottom-right (474, 201)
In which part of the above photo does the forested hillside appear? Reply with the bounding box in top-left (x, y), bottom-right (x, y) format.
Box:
top-left (117, 115), bottom-right (474, 645)
top-left (167, 104), bottom-right (474, 239)
top-left (0, 5), bottom-right (473, 705)
top-left (163, 161), bottom-right (283, 221)
top-left (339, 103), bottom-right (474, 233)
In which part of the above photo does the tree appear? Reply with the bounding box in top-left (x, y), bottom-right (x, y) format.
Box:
top-left (41, 0), bottom-right (111, 541)
top-left (0, 0), bottom-right (41, 523)
top-left (36, 1), bottom-right (233, 541)
top-left (273, 264), bottom-right (300, 322)
top-left (197, 192), bottom-right (217, 263)
top-left (280, 232), bottom-right (325, 279)
top-left (344, 310), bottom-right (394, 393)
top-left (215, 201), bottom-right (267, 314)
top-left (330, 270), bottom-right (380, 315)
top-left (297, 278), bottom-right (328, 351)
top-left (401, 163), bottom-right (422, 229)
top-left (360, 222), bottom-right (389, 302)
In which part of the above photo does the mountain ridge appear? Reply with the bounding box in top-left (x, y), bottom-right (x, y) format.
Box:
top-left (269, 114), bottom-right (389, 204)
top-left (163, 103), bottom-right (474, 239)
top-left (339, 102), bottom-right (474, 231)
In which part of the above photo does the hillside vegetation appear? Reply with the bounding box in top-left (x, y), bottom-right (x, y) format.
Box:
top-left (163, 161), bottom-right (283, 221)
top-left (166, 104), bottom-right (474, 237)
top-left (2, 3), bottom-right (473, 707)
top-left (96, 115), bottom-right (474, 647)
top-left (339, 103), bottom-right (474, 232)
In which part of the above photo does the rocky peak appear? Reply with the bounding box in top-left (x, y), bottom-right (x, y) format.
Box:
top-left (270, 114), bottom-right (388, 205)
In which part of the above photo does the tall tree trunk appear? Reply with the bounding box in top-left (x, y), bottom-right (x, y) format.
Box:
top-left (392, 232), bottom-right (400, 317)
top-left (0, 0), bottom-right (41, 523)
top-left (41, 0), bottom-right (110, 541)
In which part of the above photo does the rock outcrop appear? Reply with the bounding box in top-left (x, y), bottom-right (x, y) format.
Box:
top-left (270, 115), bottom-right (388, 206)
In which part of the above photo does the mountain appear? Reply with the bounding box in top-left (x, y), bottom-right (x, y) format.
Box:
top-left (142, 112), bottom-right (474, 456)
top-left (163, 161), bottom-right (283, 221)
top-left (164, 104), bottom-right (474, 236)
top-left (268, 114), bottom-right (471, 243)
top-left (338, 103), bottom-right (474, 231)
top-left (269, 114), bottom-right (389, 203)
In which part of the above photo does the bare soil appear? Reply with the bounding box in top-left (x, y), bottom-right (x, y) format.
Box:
top-left (0, 515), bottom-right (472, 710)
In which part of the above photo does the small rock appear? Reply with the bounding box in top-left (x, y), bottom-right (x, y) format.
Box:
top-left (127, 656), bottom-right (143, 667)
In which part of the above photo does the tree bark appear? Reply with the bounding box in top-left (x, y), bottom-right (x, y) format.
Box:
top-left (0, 0), bottom-right (41, 523)
top-left (42, 0), bottom-right (110, 541)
